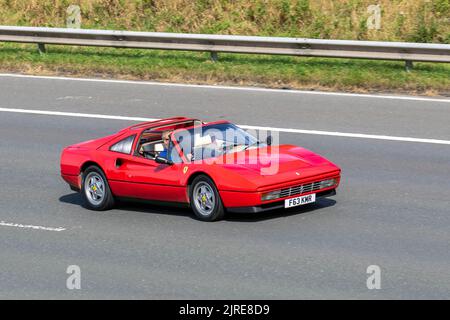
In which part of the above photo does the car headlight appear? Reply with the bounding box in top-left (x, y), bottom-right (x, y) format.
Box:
top-left (320, 179), bottom-right (337, 188)
top-left (261, 190), bottom-right (282, 201)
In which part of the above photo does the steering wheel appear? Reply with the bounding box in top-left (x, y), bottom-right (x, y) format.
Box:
top-left (142, 150), bottom-right (156, 159)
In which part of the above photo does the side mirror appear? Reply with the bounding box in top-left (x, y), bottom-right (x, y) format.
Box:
top-left (155, 156), bottom-right (173, 165)
top-left (266, 135), bottom-right (272, 146)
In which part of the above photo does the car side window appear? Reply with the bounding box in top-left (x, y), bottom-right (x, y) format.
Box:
top-left (110, 135), bottom-right (136, 154)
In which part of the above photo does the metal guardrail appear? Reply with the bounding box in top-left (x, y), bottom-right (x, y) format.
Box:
top-left (1, 26), bottom-right (449, 70)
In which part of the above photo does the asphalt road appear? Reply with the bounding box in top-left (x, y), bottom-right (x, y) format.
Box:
top-left (0, 74), bottom-right (449, 299)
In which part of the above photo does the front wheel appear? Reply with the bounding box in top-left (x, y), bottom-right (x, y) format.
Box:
top-left (81, 166), bottom-right (115, 211)
top-left (189, 175), bottom-right (225, 221)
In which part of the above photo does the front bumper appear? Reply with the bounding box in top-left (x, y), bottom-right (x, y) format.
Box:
top-left (226, 188), bottom-right (336, 213)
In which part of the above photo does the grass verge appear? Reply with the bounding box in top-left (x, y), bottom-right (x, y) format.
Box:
top-left (0, 43), bottom-right (449, 96)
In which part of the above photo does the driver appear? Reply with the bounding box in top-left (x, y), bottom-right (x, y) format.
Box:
top-left (158, 130), bottom-right (172, 159)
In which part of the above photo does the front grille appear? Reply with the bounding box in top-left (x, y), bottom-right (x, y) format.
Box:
top-left (279, 180), bottom-right (328, 198)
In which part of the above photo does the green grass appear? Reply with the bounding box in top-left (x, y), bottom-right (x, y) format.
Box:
top-left (1, 43), bottom-right (449, 95)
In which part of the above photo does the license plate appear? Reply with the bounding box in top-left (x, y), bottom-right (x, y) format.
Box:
top-left (285, 193), bottom-right (316, 208)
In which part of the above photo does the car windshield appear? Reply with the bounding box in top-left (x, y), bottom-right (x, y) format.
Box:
top-left (173, 123), bottom-right (260, 161)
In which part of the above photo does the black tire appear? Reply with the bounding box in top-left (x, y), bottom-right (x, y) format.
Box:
top-left (189, 175), bottom-right (225, 221)
top-left (81, 165), bottom-right (115, 211)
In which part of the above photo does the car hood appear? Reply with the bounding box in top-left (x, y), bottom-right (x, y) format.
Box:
top-left (216, 145), bottom-right (340, 191)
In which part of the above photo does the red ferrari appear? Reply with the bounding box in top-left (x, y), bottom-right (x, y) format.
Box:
top-left (60, 117), bottom-right (341, 221)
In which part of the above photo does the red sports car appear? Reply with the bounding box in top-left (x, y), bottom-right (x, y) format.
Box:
top-left (60, 117), bottom-right (341, 221)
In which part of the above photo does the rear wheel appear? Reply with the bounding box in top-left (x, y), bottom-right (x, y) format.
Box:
top-left (81, 166), bottom-right (115, 211)
top-left (189, 175), bottom-right (225, 221)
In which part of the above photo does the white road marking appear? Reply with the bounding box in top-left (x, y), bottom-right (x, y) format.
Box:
top-left (240, 125), bottom-right (450, 145)
top-left (0, 221), bottom-right (66, 232)
top-left (1, 73), bottom-right (449, 103)
top-left (1, 107), bottom-right (449, 145)
top-left (0, 107), bottom-right (155, 122)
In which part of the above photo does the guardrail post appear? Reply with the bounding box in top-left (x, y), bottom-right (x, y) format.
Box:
top-left (210, 51), bottom-right (218, 62)
top-left (37, 43), bottom-right (46, 54)
top-left (405, 60), bottom-right (413, 72)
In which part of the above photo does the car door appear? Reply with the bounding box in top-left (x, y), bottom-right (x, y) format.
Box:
top-left (105, 137), bottom-right (187, 203)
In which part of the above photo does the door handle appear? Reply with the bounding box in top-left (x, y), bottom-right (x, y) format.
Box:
top-left (115, 158), bottom-right (124, 168)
